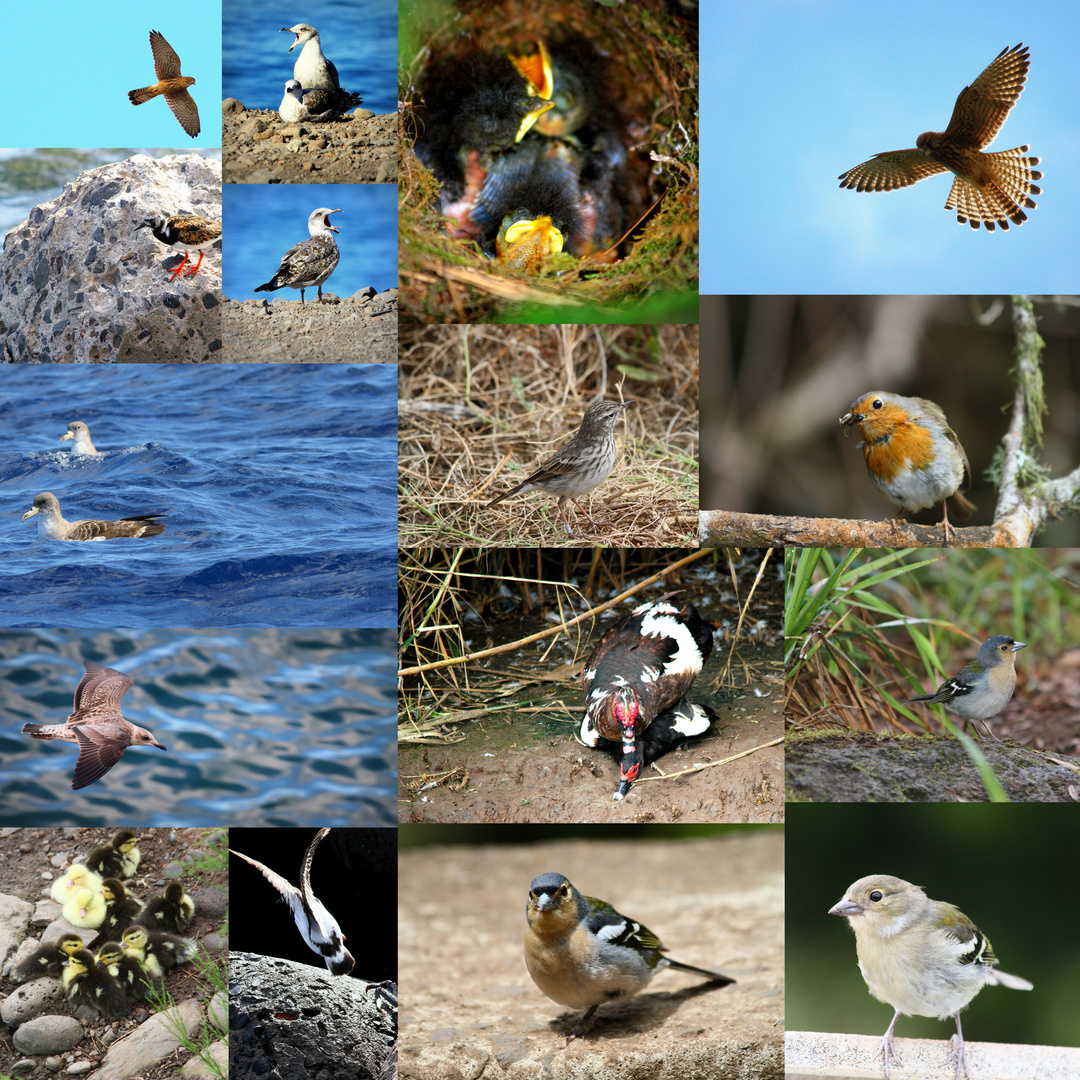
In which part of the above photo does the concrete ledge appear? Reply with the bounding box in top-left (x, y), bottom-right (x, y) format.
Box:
top-left (785, 1030), bottom-right (1080, 1080)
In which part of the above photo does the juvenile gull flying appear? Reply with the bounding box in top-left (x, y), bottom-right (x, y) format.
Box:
top-left (278, 79), bottom-right (362, 122)
top-left (61, 421), bottom-right (99, 455)
top-left (255, 207), bottom-right (342, 304)
top-left (128, 30), bottom-right (201, 139)
top-left (137, 213), bottom-right (221, 280)
top-left (230, 829), bottom-right (355, 975)
top-left (21, 662), bottom-right (168, 790)
top-left (281, 24), bottom-right (340, 90)
top-left (21, 492), bottom-right (166, 541)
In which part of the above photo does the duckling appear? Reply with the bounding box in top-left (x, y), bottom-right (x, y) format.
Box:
top-left (11, 932), bottom-right (84, 983)
top-left (121, 925), bottom-right (196, 979)
top-left (50, 863), bottom-right (104, 904)
top-left (86, 830), bottom-right (142, 879)
top-left (62, 948), bottom-right (129, 1019)
top-left (135, 881), bottom-right (195, 935)
top-left (97, 941), bottom-right (158, 1002)
top-left (63, 886), bottom-right (107, 929)
top-left (87, 879), bottom-right (145, 949)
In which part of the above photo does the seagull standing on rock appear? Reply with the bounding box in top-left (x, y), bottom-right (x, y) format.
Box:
top-left (255, 207), bottom-right (342, 304)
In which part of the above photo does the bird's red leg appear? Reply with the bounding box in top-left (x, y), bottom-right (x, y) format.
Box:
top-left (168, 252), bottom-right (191, 281)
top-left (183, 249), bottom-right (205, 277)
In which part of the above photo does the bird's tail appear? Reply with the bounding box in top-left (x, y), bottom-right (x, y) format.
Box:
top-left (128, 86), bottom-right (162, 106)
top-left (667, 958), bottom-right (736, 985)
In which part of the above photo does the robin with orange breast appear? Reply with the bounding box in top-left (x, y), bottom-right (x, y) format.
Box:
top-left (840, 391), bottom-right (975, 544)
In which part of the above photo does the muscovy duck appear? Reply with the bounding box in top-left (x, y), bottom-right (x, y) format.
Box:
top-left (578, 594), bottom-right (716, 800)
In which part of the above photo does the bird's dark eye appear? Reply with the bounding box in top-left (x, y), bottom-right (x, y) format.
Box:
top-left (872, 399), bottom-right (884, 411)
top-left (869, 890), bottom-right (883, 902)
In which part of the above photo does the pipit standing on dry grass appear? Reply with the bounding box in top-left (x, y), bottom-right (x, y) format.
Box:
top-left (486, 399), bottom-right (635, 536)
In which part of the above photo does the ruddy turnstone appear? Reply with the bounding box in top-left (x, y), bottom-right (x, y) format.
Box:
top-left (255, 207), bottom-right (342, 304)
top-left (278, 79), bottom-right (362, 123)
top-left (128, 30), bottom-right (201, 139)
top-left (21, 662), bottom-right (168, 790)
top-left (21, 492), bottom-right (167, 541)
top-left (136, 213), bottom-right (221, 280)
top-left (281, 23), bottom-right (340, 90)
top-left (230, 829), bottom-right (355, 975)
top-left (60, 421), bottom-right (100, 455)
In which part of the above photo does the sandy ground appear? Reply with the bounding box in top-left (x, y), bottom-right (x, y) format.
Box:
top-left (221, 288), bottom-right (397, 362)
top-left (399, 831), bottom-right (784, 1080)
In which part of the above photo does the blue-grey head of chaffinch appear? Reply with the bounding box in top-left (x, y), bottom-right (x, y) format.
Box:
top-left (829, 874), bottom-right (1032, 1080)
top-left (905, 635), bottom-right (1026, 739)
top-left (524, 872), bottom-right (734, 1042)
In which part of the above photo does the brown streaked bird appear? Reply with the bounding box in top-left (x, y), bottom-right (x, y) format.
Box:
top-left (21, 492), bottom-right (166, 541)
top-left (838, 44), bottom-right (1041, 231)
top-left (136, 213), bottom-right (221, 280)
top-left (128, 30), bottom-right (201, 139)
top-left (486, 399), bottom-right (634, 537)
top-left (21, 662), bottom-right (168, 790)
top-left (255, 207), bottom-right (342, 304)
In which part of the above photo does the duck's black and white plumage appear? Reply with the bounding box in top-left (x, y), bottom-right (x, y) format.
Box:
top-left (11, 932), bottom-right (84, 983)
top-left (135, 881), bottom-right (195, 935)
top-left (86, 831), bottom-right (142, 880)
top-left (87, 879), bottom-right (145, 950)
top-left (578, 594), bottom-right (716, 800)
top-left (97, 941), bottom-right (156, 1002)
top-left (62, 948), bottom-right (130, 1019)
top-left (230, 828), bottom-right (355, 975)
top-left (120, 925), bottom-right (196, 979)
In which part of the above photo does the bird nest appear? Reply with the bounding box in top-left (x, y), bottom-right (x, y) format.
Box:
top-left (398, 322), bottom-right (700, 547)
top-left (398, 0), bottom-right (698, 322)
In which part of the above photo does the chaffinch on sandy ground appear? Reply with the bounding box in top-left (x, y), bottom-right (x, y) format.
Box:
top-left (840, 392), bottom-right (975, 544)
top-left (906, 636), bottom-right (1026, 739)
top-left (829, 875), bottom-right (1032, 1080)
top-left (524, 872), bottom-right (734, 1041)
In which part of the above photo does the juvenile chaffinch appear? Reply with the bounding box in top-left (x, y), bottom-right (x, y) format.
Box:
top-left (906, 636), bottom-right (1026, 739)
top-left (524, 872), bottom-right (734, 1041)
top-left (840, 392), bottom-right (975, 544)
top-left (829, 874), bottom-right (1032, 1080)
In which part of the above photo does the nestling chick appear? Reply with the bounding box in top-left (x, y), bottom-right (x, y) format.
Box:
top-left (62, 948), bottom-right (130, 1019)
top-left (11, 933), bottom-right (84, 983)
top-left (86, 830), bottom-right (142, 880)
top-left (135, 881), bottom-right (195, 934)
top-left (97, 941), bottom-right (158, 1002)
top-left (525, 872), bottom-right (734, 1041)
top-left (829, 874), bottom-right (1032, 1080)
top-left (88, 879), bottom-right (145, 950)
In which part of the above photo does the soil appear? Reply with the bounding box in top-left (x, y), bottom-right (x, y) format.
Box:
top-left (398, 832), bottom-right (785, 1080)
top-left (222, 101), bottom-right (396, 184)
top-left (221, 288), bottom-right (398, 362)
top-left (0, 827), bottom-right (227, 1079)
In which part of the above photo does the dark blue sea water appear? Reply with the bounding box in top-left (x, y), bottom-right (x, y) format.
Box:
top-left (0, 365), bottom-right (397, 628)
top-left (223, 0), bottom-right (397, 116)
top-left (0, 629), bottom-right (396, 825)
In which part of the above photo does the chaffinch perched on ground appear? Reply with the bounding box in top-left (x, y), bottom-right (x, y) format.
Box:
top-left (524, 872), bottom-right (734, 1041)
top-left (829, 875), bottom-right (1032, 1080)
top-left (840, 392), bottom-right (975, 544)
top-left (906, 636), bottom-right (1026, 739)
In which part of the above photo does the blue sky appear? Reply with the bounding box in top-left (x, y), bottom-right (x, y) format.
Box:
top-left (5, 2), bottom-right (222, 147)
top-left (702, 2), bottom-right (1080, 294)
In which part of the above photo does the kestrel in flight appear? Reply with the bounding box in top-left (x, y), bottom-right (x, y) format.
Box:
top-left (838, 44), bottom-right (1041, 231)
top-left (128, 30), bottom-right (201, 139)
